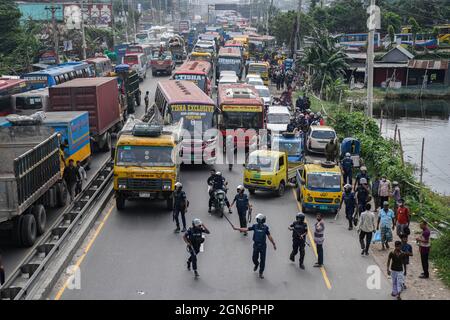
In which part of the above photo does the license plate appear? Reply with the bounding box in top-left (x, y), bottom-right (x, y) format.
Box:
top-left (253, 173), bottom-right (261, 179)
top-left (319, 205), bottom-right (328, 210)
top-left (139, 192), bottom-right (151, 198)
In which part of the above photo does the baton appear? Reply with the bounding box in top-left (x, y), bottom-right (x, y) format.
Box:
top-left (247, 207), bottom-right (252, 223)
top-left (223, 213), bottom-right (235, 229)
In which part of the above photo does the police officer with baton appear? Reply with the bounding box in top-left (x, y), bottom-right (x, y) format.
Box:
top-left (183, 218), bottom-right (210, 278)
top-left (288, 213), bottom-right (308, 269)
top-left (230, 185), bottom-right (252, 236)
top-left (233, 214), bottom-right (277, 279)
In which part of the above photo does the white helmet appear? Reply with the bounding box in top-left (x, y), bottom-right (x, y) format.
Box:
top-left (237, 185), bottom-right (244, 191)
top-left (256, 213), bottom-right (266, 224)
top-left (175, 182), bottom-right (182, 188)
top-left (344, 184), bottom-right (352, 190)
top-left (192, 218), bottom-right (202, 227)
top-left (345, 152), bottom-right (351, 157)
top-left (216, 171), bottom-right (222, 176)
top-left (360, 166), bottom-right (367, 171)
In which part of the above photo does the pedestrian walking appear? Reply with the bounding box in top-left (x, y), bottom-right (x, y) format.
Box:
top-left (377, 201), bottom-right (396, 250)
top-left (63, 159), bottom-right (78, 201)
top-left (395, 199), bottom-right (410, 238)
top-left (144, 91), bottom-right (150, 113)
top-left (340, 184), bottom-right (356, 230)
top-left (173, 182), bottom-right (188, 233)
top-left (288, 212), bottom-right (308, 269)
top-left (184, 219), bottom-right (210, 278)
top-left (230, 185), bottom-right (252, 236)
top-left (391, 181), bottom-right (401, 212)
top-left (341, 153), bottom-right (354, 185)
top-left (387, 241), bottom-right (407, 300)
top-left (378, 176), bottom-right (391, 206)
top-left (313, 213), bottom-right (325, 267)
top-left (400, 234), bottom-right (413, 290)
top-left (75, 161), bottom-right (87, 195)
top-left (371, 175), bottom-right (381, 211)
top-left (233, 214), bottom-right (277, 279)
top-left (416, 221), bottom-right (431, 279)
top-left (357, 203), bottom-right (376, 256)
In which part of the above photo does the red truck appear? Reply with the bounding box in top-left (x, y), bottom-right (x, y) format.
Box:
top-left (151, 50), bottom-right (176, 76)
top-left (48, 77), bottom-right (122, 152)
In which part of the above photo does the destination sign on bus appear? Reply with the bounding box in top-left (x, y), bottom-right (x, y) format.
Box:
top-left (222, 105), bottom-right (263, 112)
top-left (171, 104), bottom-right (214, 113)
top-left (174, 74), bottom-right (205, 81)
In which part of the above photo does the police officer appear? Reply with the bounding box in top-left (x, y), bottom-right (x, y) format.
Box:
top-left (341, 152), bottom-right (354, 185)
top-left (183, 218), bottom-right (210, 278)
top-left (233, 214), bottom-right (277, 279)
top-left (288, 213), bottom-right (308, 269)
top-left (173, 182), bottom-right (188, 233)
top-left (207, 169), bottom-right (217, 212)
top-left (230, 185), bottom-right (252, 236)
top-left (340, 184), bottom-right (356, 230)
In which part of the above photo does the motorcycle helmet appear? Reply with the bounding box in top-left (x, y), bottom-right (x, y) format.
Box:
top-left (237, 185), bottom-right (244, 192)
top-left (175, 182), bottom-right (182, 189)
top-left (296, 212), bottom-right (305, 222)
top-left (192, 218), bottom-right (202, 227)
top-left (216, 171), bottom-right (222, 176)
top-left (344, 184), bottom-right (352, 190)
top-left (255, 213), bottom-right (266, 224)
top-left (345, 152), bottom-right (351, 158)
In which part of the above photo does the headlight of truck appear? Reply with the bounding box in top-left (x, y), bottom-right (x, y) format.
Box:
top-left (162, 181), bottom-right (172, 190)
top-left (118, 179), bottom-right (127, 189)
top-left (335, 198), bottom-right (340, 203)
top-left (245, 178), bottom-right (249, 182)
top-left (267, 180), bottom-right (272, 185)
top-left (307, 196), bottom-right (313, 202)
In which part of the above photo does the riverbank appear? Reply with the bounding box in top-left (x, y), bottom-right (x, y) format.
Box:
top-left (346, 86), bottom-right (450, 103)
top-left (294, 91), bottom-right (450, 287)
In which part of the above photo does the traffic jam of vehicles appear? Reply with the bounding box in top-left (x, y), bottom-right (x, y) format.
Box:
top-left (0, 11), bottom-right (404, 302)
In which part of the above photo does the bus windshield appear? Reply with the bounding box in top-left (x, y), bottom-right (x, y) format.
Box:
top-left (222, 110), bottom-right (263, 129)
top-left (248, 65), bottom-right (268, 74)
top-left (307, 173), bottom-right (341, 191)
top-left (116, 146), bottom-right (174, 167)
top-left (169, 104), bottom-right (215, 135)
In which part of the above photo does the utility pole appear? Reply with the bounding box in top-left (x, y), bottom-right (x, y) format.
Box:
top-left (111, 0), bottom-right (116, 47)
top-left (121, 0), bottom-right (129, 42)
top-left (367, 0), bottom-right (379, 118)
top-left (249, 0), bottom-right (252, 27)
top-left (293, 0), bottom-right (302, 58)
top-left (45, 1), bottom-right (61, 64)
top-left (80, 0), bottom-right (87, 60)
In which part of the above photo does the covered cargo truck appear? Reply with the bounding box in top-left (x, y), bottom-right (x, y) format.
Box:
top-left (48, 77), bottom-right (122, 152)
top-left (0, 126), bottom-right (66, 247)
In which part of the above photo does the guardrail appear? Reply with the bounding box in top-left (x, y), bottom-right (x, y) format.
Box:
top-left (0, 159), bottom-right (114, 300)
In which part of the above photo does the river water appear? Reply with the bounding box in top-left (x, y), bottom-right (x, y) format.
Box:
top-left (374, 99), bottom-right (450, 195)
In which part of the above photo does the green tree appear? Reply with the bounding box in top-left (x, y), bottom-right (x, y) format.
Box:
top-left (408, 17), bottom-right (421, 50)
top-left (325, 0), bottom-right (367, 33)
top-left (301, 28), bottom-right (349, 101)
top-left (381, 11), bottom-right (402, 33)
top-left (0, 0), bottom-right (22, 55)
top-left (388, 25), bottom-right (396, 47)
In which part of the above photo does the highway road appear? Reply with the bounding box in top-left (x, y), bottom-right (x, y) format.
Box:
top-left (0, 72), bottom-right (170, 281)
top-left (47, 79), bottom-right (394, 300)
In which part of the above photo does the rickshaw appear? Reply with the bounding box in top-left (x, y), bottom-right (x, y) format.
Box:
top-left (340, 137), bottom-right (361, 167)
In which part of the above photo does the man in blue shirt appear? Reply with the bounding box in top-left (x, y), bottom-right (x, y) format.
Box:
top-left (340, 184), bottom-right (356, 230)
top-left (183, 218), bottom-right (210, 278)
top-left (233, 214), bottom-right (277, 279)
top-left (230, 185), bottom-right (252, 236)
top-left (341, 153), bottom-right (354, 185)
top-left (377, 201), bottom-right (396, 250)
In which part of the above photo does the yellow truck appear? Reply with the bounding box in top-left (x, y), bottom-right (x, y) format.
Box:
top-left (295, 161), bottom-right (343, 214)
top-left (247, 62), bottom-right (270, 86)
top-left (113, 119), bottom-right (182, 211)
top-left (243, 149), bottom-right (303, 197)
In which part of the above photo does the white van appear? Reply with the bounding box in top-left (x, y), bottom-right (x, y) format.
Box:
top-left (124, 53), bottom-right (148, 80)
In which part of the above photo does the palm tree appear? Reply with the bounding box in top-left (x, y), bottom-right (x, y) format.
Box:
top-left (301, 27), bottom-right (349, 100)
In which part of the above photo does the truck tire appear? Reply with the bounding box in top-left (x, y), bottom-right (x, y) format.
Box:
top-left (276, 181), bottom-right (285, 197)
top-left (56, 182), bottom-right (67, 207)
top-left (167, 69), bottom-right (172, 76)
top-left (166, 197), bottom-right (174, 211)
top-left (32, 204), bottom-right (47, 236)
top-left (248, 188), bottom-right (256, 195)
top-left (136, 93), bottom-right (141, 107)
top-left (101, 132), bottom-right (111, 152)
top-left (12, 215), bottom-right (23, 246)
top-left (152, 71), bottom-right (157, 77)
top-left (116, 194), bottom-right (125, 211)
top-left (21, 214), bottom-right (37, 247)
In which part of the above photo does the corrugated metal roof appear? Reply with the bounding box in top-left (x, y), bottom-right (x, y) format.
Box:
top-left (374, 63), bottom-right (408, 68)
top-left (408, 60), bottom-right (449, 70)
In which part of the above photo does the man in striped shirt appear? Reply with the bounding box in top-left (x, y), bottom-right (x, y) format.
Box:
top-left (314, 213), bottom-right (325, 267)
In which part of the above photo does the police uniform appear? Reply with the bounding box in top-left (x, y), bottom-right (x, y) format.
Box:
top-left (173, 189), bottom-right (187, 230)
top-left (342, 158), bottom-right (354, 185)
top-left (234, 193), bottom-right (249, 228)
top-left (356, 185), bottom-right (369, 215)
top-left (290, 221), bottom-right (308, 266)
top-left (342, 190), bottom-right (356, 228)
top-left (248, 223), bottom-right (270, 275)
top-left (185, 226), bottom-right (206, 271)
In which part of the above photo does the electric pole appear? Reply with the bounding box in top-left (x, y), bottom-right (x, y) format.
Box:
top-left (80, 0), bottom-right (87, 60)
top-left (367, 0), bottom-right (378, 118)
top-left (121, 0), bottom-right (129, 42)
top-left (293, 0), bottom-right (302, 58)
top-left (45, 1), bottom-right (61, 64)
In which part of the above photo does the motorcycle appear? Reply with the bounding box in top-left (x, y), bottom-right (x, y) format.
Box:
top-left (213, 189), bottom-right (226, 217)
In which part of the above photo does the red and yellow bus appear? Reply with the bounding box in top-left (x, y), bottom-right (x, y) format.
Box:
top-left (173, 61), bottom-right (213, 96)
top-left (155, 80), bottom-right (217, 164)
top-left (217, 84), bottom-right (265, 149)
top-left (126, 44), bottom-right (153, 67)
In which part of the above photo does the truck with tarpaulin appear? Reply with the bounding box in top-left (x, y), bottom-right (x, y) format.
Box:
top-left (112, 64), bottom-right (141, 116)
top-left (0, 126), bottom-right (67, 247)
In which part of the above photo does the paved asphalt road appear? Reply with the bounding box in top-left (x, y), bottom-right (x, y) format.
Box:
top-left (49, 76), bottom-right (393, 300)
top-left (0, 72), bottom-right (166, 281)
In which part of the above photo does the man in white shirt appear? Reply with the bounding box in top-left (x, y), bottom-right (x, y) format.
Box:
top-left (76, 161), bottom-right (88, 195)
top-left (357, 203), bottom-right (376, 256)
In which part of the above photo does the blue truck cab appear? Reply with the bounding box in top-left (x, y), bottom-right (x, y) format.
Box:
top-left (272, 132), bottom-right (304, 164)
top-left (42, 111), bottom-right (91, 166)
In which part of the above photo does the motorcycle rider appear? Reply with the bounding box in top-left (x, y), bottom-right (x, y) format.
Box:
top-left (208, 171), bottom-right (232, 214)
top-left (288, 212), bottom-right (308, 269)
top-left (183, 218), bottom-right (210, 278)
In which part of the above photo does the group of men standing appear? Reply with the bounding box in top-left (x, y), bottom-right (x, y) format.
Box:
top-left (63, 159), bottom-right (87, 202)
